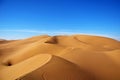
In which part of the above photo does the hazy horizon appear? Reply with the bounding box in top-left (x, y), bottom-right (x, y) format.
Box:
top-left (0, 0), bottom-right (120, 40)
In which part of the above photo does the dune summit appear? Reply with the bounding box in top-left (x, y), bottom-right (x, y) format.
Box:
top-left (0, 34), bottom-right (120, 80)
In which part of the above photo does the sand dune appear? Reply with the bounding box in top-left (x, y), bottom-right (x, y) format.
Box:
top-left (0, 54), bottom-right (52, 80)
top-left (21, 55), bottom-right (94, 80)
top-left (60, 48), bottom-right (120, 80)
top-left (0, 35), bottom-right (120, 80)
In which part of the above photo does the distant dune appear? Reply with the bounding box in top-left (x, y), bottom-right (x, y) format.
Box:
top-left (0, 35), bottom-right (120, 80)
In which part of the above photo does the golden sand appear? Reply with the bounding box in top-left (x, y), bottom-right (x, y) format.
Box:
top-left (0, 35), bottom-right (120, 80)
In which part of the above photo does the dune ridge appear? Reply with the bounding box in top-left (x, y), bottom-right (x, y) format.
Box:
top-left (0, 54), bottom-right (52, 80)
top-left (0, 34), bottom-right (120, 80)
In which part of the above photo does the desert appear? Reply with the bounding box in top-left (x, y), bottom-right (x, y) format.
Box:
top-left (0, 35), bottom-right (120, 80)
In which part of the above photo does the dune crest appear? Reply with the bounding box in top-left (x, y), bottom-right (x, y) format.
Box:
top-left (0, 35), bottom-right (120, 80)
top-left (45, 36), bottom-right (58, 44)
top-left (0, 54), bottom-right (52, 80)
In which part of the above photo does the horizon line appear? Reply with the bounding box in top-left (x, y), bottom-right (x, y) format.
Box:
top-left (0, 29), bottom-right (119, 41)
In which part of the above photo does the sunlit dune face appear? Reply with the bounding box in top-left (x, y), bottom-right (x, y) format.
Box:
top-left (0, 35), bottom-right (120, 80)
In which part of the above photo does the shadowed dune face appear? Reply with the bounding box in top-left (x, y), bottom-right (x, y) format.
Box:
top-left (0, 35), bottom-right (120, 80)
top-left (60, 48), bottom-right (120, 80)
top-left (21, 56), bottom-right (94, 80)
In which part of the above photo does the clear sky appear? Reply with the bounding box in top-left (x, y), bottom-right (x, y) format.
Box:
top-left (0, 0), bottom-right (120, 40)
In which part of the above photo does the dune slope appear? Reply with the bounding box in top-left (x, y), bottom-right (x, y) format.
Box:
top-left (0, 35), bottom-right (120, 80)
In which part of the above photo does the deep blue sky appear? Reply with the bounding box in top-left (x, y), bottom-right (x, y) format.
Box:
top-left (0, 0), bottom-right (120, 40)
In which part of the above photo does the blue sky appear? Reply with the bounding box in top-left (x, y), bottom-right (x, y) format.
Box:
top-left (0, 0), bottom-right (120, 40)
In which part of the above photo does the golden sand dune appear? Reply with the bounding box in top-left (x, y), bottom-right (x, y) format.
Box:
top-left (0, 54), bottom-right (52, 80)
top-left (0, 35), bottom-right (120, 80)
top-left (60, 48), bottom-right (120, 80)
top-left (21, 55), bottom-right (94, 80)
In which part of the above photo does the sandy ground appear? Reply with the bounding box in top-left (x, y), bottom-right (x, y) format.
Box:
top-left (0, 35), bottom-right (120, 80)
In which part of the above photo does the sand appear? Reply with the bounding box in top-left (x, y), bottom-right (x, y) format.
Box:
top-left (0, 35), bottom-right (120, 80)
